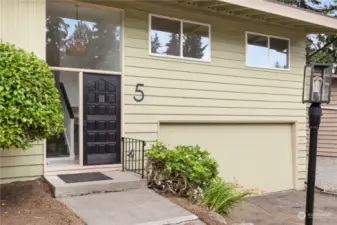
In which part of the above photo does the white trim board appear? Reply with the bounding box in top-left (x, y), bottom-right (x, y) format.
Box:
top-left (218, 0), bottom-right (337, 32)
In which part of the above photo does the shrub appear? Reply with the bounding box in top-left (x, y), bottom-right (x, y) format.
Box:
top-left (146, 141), bottom-right (218, 198)
top-left (200, 177), bottom-right (252, 216)
top-left (0, 42), bottom-right (64, 150)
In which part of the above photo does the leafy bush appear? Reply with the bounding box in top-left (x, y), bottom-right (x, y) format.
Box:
top-left (0, 42), bottom-right (64, 150)
top-left (200, 177), bottom-right (252, 216)
top-left (146, 141), bottom-right (218, 197)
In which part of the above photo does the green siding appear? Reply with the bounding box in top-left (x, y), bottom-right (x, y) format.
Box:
top-left (0, 144), bottom-right (44, 183)
top-left (101, 0), bottom-right (307, 190)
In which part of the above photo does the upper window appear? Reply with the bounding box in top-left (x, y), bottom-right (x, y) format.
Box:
top-left (150, 15), bottom-right (211, 61)
top-left (46, 0), bottom-right (122, 72)
top-left (246, 32), bottom-right (290, 70)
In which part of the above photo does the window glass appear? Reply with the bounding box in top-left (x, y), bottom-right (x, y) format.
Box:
top-left (269, 38), bottom-right (289, 69)
top-left (150, 15), bottom-right (210, 61)
top-left (246, 33), bottom-right (269, 67)
top-left (183, 22), bottom-right (210, 60)
top-left (46, 1), bottom-right (121, 71)
top-left (151, 16), bottom-right (181, 56)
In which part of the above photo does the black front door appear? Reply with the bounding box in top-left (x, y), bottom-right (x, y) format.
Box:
top-left (83, 73), bottom-right (121, 165)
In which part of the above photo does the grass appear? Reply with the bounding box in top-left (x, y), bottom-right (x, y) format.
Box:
top-left (199, 177), bottom-right (252, 216)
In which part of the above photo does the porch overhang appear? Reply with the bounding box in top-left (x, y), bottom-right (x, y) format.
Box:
top-left (168, 0), bottom-right (337, 34)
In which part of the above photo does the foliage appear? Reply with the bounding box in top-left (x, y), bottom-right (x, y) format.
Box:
top-left (65, 21), bottom-right (93, 55)
top-left (146, 141), bottom-right (219, 197)
top-left (277, 0), bottom-right (337, 66)
top-left (200, 177), bottom-right (252, 216)
top-left (165, 34), bottom-right (181, 56)
top-left (151, 33), bottom-right (162, 54)
top-left (0, 42), bottom-right (64, 150)
top-left (183, 35), bottom-right (208, 59)
top-left (46, 16), bottom-right (121, 70)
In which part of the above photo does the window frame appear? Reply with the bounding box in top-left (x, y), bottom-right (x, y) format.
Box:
top-left (148, 14), bottom-right (211, 62)
top-left (245, 31), bottom-right (291, 71)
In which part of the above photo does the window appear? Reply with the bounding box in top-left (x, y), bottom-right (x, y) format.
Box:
top-left (150, 15), bottom-right (210, 61)
top-left (46, 0), bottom-right (122, 72)
top-left (246, 32), bottom-right (289, 70)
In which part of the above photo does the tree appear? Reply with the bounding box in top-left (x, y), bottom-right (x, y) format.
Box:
top-left (165, 33), bottom-right (180, 56)
top-left (46, 16), bottom-right (69, 66)
top-left (277, 0), bottom-right (337, 66)
top-left (183, 34), bottom-right (208, 59)
top-left (66, 21), bottom-right (93, 57)
top-left (151, 33), bottom-right (161, 54)
top-left (0, 42), bottom-right (64, 150)
top-left (275, 61), bottom-right (281, 68)
top-left (89, 23), bottom-right (121, 71)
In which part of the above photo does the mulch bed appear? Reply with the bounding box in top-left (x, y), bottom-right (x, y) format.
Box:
top-left (0, 178), bottom-right (85, 225)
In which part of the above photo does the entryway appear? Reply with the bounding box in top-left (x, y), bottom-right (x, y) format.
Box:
top-left (46, 70), bottom-right (122, 170)
top-left (45, 0), bottom-right (124, 172)
top-left (83, 74), bottom-right (121, 165)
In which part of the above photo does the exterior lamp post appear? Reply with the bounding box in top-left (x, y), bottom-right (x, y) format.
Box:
top-left (302, 63), bottom-right (333, 225)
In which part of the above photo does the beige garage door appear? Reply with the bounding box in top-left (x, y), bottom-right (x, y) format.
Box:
top-left (159, 123), bottom-right (294, 193)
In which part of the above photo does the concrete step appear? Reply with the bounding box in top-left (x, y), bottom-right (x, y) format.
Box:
top-left (45, 170), bottom-right (147, 198)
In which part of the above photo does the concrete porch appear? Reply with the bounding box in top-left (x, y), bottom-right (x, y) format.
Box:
top-left (45, 170), bottom-right (147, 198)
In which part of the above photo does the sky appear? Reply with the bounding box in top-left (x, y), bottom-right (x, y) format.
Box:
top-left (308, 0), bottom-right (336, 14)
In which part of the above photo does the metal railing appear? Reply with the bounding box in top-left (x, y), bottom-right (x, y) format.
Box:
top-left (122, 137), bottom-right (146, 179)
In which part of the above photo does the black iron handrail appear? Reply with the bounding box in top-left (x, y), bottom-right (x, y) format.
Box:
top-left (59, 82), bottom-right (75, 119)
top-left (122, 137), bottom-right (146, 179)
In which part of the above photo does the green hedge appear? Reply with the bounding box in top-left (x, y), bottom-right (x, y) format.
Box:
top-left (0, 42), bottom-right (64, 150)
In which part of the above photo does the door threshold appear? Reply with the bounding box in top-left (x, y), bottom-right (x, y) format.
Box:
top-left (44, 164), bottom-right (122, 176)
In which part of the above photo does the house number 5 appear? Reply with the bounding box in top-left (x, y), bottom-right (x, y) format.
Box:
top-left (134, 83), bottom-right (145, 102)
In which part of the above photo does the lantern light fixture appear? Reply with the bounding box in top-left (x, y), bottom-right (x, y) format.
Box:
top-left (302, 63), bottom-right (333, 104)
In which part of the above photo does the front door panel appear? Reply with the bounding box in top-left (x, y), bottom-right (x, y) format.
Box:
top-left (83, 73), bottom-right (121, 165)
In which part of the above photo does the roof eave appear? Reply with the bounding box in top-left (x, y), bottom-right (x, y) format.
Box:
top-left (218, 0), bottom-right (337, 33)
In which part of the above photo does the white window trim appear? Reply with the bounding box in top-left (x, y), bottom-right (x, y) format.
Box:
top-left (148, 13), bottom-right (211, 62)
top-left (245, 31), bottom-right (291, 71)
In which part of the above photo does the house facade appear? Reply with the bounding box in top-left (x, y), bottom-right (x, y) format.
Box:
top-left (1, 0), bottom-right (337, 193)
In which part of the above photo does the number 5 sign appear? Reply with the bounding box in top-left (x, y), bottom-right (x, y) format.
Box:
top-left (133, 83), bottom-right (145, 102)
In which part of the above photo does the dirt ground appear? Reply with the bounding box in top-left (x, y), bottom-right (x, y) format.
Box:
top-left (0, 179), bottom-right (85, 225)
top-left (226, 190), bottom-right (337, 225)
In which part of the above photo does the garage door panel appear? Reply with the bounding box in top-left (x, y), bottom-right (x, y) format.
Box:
top-left (159, 123), bottom-right (294, 193)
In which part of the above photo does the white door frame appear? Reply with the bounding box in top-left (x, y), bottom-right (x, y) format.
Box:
top-left (44, 67), bottom-right (123, 172)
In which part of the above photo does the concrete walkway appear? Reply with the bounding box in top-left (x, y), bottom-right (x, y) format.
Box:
top-left (61, 188), bottom-right (201, 225)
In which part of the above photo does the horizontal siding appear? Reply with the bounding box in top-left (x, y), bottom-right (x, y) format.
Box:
top-left (124, 105), bottom-right (305, 116)
top-left (0, 155), bottom-right (43, 167)
top-left (125, 96), bottom-right (304, 110)
top-left (0, 0), bottom-right (45, 183)
top-left (0, 144), bottom-right (44, 183)
top-left (125, 86), bottom-right (302, 103)
top-left (0, 0), bottom-right (46, 59)
top-left (309, 80), bottom-right (337, 157)
top-left (0, 165), bottom-right (43, 180)
top-left (106, 0), bottom-right (308, 189)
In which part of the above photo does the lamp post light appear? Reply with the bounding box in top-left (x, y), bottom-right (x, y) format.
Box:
top-left (302, 63), bottom-right (333, 225)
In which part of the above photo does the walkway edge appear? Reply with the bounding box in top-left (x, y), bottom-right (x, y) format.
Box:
top-left (136, 215), bottom-right (198, 225)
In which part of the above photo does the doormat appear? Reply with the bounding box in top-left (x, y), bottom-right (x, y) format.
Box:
top-left (58, 172), bottom-right (113, 183)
